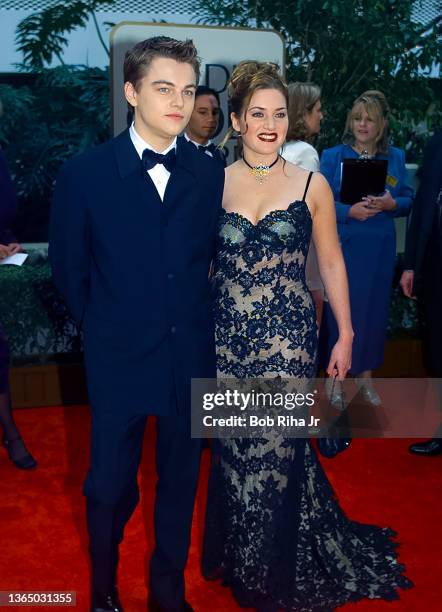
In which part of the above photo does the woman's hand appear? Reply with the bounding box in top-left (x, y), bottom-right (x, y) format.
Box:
top-left (326, 334), bottom-right (353, 381)
top-left (0, 244), bottom-right (10, 260)
top-left (348, 201), bottom-right (380, 221)
top-left (0, 243), bottom-right (22, 260)
top-left (364, 190), bottom-right (397, 211)
top-left (7, 243), bottom-right (22, 256)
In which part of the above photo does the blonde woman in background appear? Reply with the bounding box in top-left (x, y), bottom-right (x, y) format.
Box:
top-left (282, 82), bottom-right (324, 324)
top-left (320, 91), bottom-right (413, 405)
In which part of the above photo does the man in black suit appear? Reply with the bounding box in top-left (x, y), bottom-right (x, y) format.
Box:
top-left (50, 37), bottom-right (224, 611)
top-left (400, 130), bottom-right (442, 456)
top-left (184, 86), bottom-right (227, 166)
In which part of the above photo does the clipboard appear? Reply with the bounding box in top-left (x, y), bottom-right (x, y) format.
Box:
top-left (340, 158), bottom-right (388, 205)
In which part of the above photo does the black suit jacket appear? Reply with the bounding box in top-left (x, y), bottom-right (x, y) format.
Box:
top-left (210, 145), bottom-right (228, 168)
top-left (185, 138), bottom-right (227, 168)
top-left (403, 131), bottom-right (442, 276)
top-left (49, 130), bottom-right (224, 415)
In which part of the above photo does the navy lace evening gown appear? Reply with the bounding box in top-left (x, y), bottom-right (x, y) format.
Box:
top-left (202, 174), bottom-right (412, 611)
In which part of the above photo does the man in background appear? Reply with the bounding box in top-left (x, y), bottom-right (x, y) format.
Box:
top-left (185, 85), bottom-right (226, 166)
top-left (400, 130), bottom-right (442, 456)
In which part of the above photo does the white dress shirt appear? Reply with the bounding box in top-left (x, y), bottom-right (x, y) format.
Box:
top-left (129, 122), bottom-right (176, 201)
top-left (184, 132), bottom-right (214, 158)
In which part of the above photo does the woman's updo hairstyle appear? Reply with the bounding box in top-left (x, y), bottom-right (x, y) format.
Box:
top-left (221, 60), bottom-right (288, 147)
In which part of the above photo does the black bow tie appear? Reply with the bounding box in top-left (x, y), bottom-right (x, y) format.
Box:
top-left (142, 147), bottom-right (177, 173)
top-left (198, 143), bottom-right (217, 154)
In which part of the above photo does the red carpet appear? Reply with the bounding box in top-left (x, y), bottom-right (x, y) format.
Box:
top-left (0, 405), bottom-right (441, 611)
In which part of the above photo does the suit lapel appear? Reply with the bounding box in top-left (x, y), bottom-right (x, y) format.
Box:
top-left (214, 147), bottom-right (227, 167)
top-left (163, 137), bottom-right (198, 209)
top-left (113, 128), bottom-right (162, 208)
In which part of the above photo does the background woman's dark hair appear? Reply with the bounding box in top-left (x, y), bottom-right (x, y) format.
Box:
top-left (195, 85), bottom-right (220, 105)
top-left (286, 82), bottom-right (321, 143)
top-left (221, 60), bottom-right (288, 148)
top-left (123, 36), bottom-right (200, 91)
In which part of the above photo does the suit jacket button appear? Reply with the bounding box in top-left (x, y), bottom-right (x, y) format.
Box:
top-left (167, 273), bottom-right (174, 280)
top-left (170, 326), bottom-right (176, 333)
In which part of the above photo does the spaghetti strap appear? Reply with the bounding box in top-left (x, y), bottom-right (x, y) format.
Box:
top-left (302, 171), bottom-right (313, 202)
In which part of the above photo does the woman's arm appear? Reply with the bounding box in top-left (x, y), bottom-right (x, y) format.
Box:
top-left (309, 173), bottom-right (354, 379)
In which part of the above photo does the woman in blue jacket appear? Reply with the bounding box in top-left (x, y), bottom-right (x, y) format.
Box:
top-left (320, 91), bottom-right (413, 403)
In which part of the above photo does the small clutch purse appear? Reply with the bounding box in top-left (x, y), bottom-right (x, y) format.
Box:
top-left (317, 378), bottom-right (352, 459)
top-left (317, 436), bottom-right (352, 459)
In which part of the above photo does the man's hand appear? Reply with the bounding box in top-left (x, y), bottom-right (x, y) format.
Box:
top-left (400, 270), bottom-right (416, 299)
top-left (364, 190), bottom-right (397, 212)
top-left (348, 201), bottom-right (380, 221)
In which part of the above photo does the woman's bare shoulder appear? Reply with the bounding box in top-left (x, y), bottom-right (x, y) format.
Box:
top-left (307, 172), bottom-right (334, 216)
top-left (309, 171), bottom-right (330, 191)
top-left (283, 158), bottom-right (311, 181)
top-left (223, 161), bottom-right (244, 206)
top-left (225, 159), bottom-right (242, 175)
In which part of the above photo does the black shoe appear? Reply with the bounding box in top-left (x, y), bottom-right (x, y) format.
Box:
top-left (148, 596), bottom-right (194, 612)
top-left (90, 588), bottom-right (123, 612)
top-left (409, 439), bottom-right (442, 456)
top-left (2, 436), bottom-right (37, 470)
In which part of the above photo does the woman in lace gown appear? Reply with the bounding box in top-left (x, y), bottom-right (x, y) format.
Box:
top-left (202, 62), bottom-right (412, 611)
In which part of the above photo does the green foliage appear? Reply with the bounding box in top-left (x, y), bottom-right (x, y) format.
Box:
top-left (197, 0), bottom-right (441, 157)
top-left (15, 0), bottom-right (113, 69)
top-left (0, 1), bottom-right (114, 239)
top-left (0, 66), bottom-right (110, 240)
top-left (0, 259), bottom-right (82, 364)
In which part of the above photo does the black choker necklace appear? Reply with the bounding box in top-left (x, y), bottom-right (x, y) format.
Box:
top-left (242, 154), bottom-right (280, 183)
